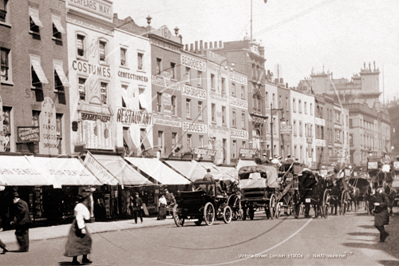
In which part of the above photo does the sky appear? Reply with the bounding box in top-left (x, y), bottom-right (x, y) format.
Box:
top-left (114, 0), bottom-right (399, 103)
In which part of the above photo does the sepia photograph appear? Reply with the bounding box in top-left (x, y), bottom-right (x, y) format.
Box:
top-left (0, 0), bottom-right (399, 265)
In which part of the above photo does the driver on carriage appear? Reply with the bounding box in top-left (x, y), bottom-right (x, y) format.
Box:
top-left (202, 169), bottom-right (225, 196)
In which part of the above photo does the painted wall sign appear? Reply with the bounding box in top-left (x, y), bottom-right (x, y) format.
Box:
top-left (239, 148), bottom-right (256, 159)
top-left (40, 97), bottom-right (58, 154)
top-left (72, 60), bottom-right (111, 78)
top-left (82, 119), bottom-right (113, 150)
top-left (367, 161), bottom-right (378, 170)
top-left (209, 91), bottom-right (227, 102)
top-left (116, 109), bottom-right (152, 126)
top-left (118, 71), bottom-right (148, 82)
top-left (229, 72), bottom-right (248, 85)
top-left (151, 75), bottom-right (180, 90)
top-left (182, 84), bottom-right (206, 99)
top-left (181, 55), bottom-right (206, 72)
top-left (230, 97), bottom-right (248, 109)
top-left (17, 127), bottom-right (40, 143)
top-left (81, 113), bottom-right (110, 122)
top-left (314, 117), bottom-right (325, 126)
top-left (183, 122), bottom-right (207, 133)
top-left (152, 113), bottom-right (182, 128)
top-left (230, 128), bottom-right (249, 139)
top-left (280, 125), bottom-right (292, 135)
top-left (161, 93), bottom-right (172, 114)
top-left (193, 148), bottom-right (216, 156)
top-left (208, 124), bottom-right (229, 135)
top-left (68, 0), bottom-right (113, 20)
top-left (315, 139), bottom-right (326, 147)
top-left (66, 17), bottom-right (112, 35)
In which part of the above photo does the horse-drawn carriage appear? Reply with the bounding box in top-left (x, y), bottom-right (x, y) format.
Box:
top-left (172, 180), bottom-right (233, 226)
top-left (238, 165), bottom-right (280, 220)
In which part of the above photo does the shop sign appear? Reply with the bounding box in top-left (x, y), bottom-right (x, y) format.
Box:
top-left (181, 84), bottom-right (206, 99)
top-left (208, 124), bottom-right (229, 136)
top-left (193, 148), bottom-right (216, 156)
top-left (81, 113), bottom-right (111, 122)
top-left (368, 161), bottom-right (378, 170)
top-left (161, 93), bottom-right (172, 114)
top-left (151, 74), bottom-right (180, 90)
top-left (0, 96), bottom-right (3, 151)
top-left (214, 139), bottom-right (224, 165)
top-left (229, 72), bottom-right (247, 85)
top-left (116, 109), bottom-right (152, 125)
top-left (67, 0), bottom-right (113, 20)
top-left (314, 117), bottom-right (325, 126)
top-left (83, 152), bottom-right (117, 185)
top-left (306, 136), bottom-right (313, 144)
top-left (72, 59), bottom-right (111, 78)
top-left (230, 128), bottom-right (249, 139)
top-left (39, 97), bottom-right (58, 155)
top-left (183, 122), bottom-right (207, 133)
top-left (280, 125), bottom-right (292, 135)
top-left (209, 91), bottom-right (228, 102)
top-left (315, 139), bottom-right (326, 147)
top-left (181, 55), bottom-right (206, 72)
top-left (239, 148), bottom-right (256, 159)
top-left (381, 154), bottom-right (391, 164)
top-left (82, 119), bottom-right (113, 150)
top-left (230, 97), bottom-right (248, 109)
top-left (118, 71), bottom-right (148, 82)
top-left (153, 113), bottom-right (182, 128)
top-left (17, 127), bottom-right (40, 143)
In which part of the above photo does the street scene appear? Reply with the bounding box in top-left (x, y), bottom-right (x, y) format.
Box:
top-left (1, 0), bottom-right (399, 265)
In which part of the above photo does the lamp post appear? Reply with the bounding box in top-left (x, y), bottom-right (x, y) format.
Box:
top-left (269, 102), bottom-right (283, 158)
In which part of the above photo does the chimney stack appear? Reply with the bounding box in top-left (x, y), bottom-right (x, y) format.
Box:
top-left (286, 83), bottom-right (288, 88)
top-left (179, 34), bottom-right (182, 44)
top-left (214, 41), bottom-right (217, 48)
top-left (190, 43), bottom-right (194, 52)
top-left (185, 44), bottom-right (188, 51)
top-left (113, 13), bottom-right (118, 19)
top-left (195, 41), bottom-right (198, 53)
top-left (200, 40), bottom-right (203, 54)
top-left (219, 41), bottom-right (222, 48)
top-left (280, 78), bottom-right (284, 84)
top-left (209, 42), bottom-right (213, 49)
top-left (205, 42), bottom-right (208, 49)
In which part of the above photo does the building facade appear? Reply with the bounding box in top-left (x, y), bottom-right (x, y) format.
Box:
top-left (1, 0), bottom-right (70, 155)
top-left (314, 96), bottom-right (327, 167)
top-left (276, 84), bottom-right (291, 160)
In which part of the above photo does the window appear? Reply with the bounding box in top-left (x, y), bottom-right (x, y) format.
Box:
top-left (54, 71), bottom-right (66, 104)
top-left (279, 95), bottom-right (282, 109)
top-left (241, 86), bottom-right (245, 100)
top-left (156, 58), bottom-right (162, 74)
top-left (349, 119), bottom-right (353, 128)
top-left (197, 71), bottom-right (202, 86)
top-left (52, 14), bottom-right (64, 45)
top-left (185, 67), bottom-right (190, 83)
top-left (0, 0), bottom-right (9, 23)
top-left (186, 99), bottom-right (191, 119)
top-left (241, 112), bottom-right (245, 129)
top-left (321, 126), bottom-right (324, 139)
top-left (171, 96), bottom-right (176, 115)
top-left (77, 34), bottom-right (85, 57)
top-left (304, 102), bottom-right (307, 114)
top-left (242, 141), bottom-right (246, 148)
top-left (1, 48), bottom-right (10, 82)
top-left (120, 48), bottom-right (127, 66)
top-left (170, 62), bottom-right (175, 79)
top-left (2, 106), bottom-right (11, 151)
top-left (157, 92), bottom-right (162, 112)
top-left (232, 140), bottom-right (237, 158)
top-left (172, 133), bottom-right (177, 147)
top-left (285, 97), bottom-right (289, 110)
top-left (293, 120), bottom-right (297, 136)
top-left (211, 103), bottom-right (216, 123)
top-left (139, 88), bottom-right (146, 110)
top-left (137, 53), bottom-right (144, 70)
top-left (100, 82), bottom-right (107, 104)
top-left (222, 106), bottom-right (226, 125)
top-left (211, 73), bottom-right (215, 89)
top-left (78, 78), bottom-right (86, 101)
top-left (232, 110), bottom-right (236, 127)
top-left (272, 93), bottom-right (275, 107)
top-left (310, 103), bottom-right (313, 115)
top-left (56, 114), bottom-right (63, 154)
top-left (187, 134), bottom-right (192, 150)
top-left (158, 131), bottom-right (164, 155)
top-left (29, 7), bottom-right (42, 39)
top-left (299, 121), bottom-right (303, 137)
top-left (293, 99), bottom-right (296, 112)
top-left (31, 56), bottom-right (48, 102)
top-left (121, 85), bottom-right (128, 107)
top-left (265, 92), bottom-right (268, 108)
top-left (298, 100), bottom-right (302, 113)
top-left (221, 78), bottom-right (226, 95)
top-left (199, 135), bottom-right (204, 148)
top-left (198, 101), bottom-right (203, 120)
top-left (231, 83), bottom-right (236, 96)
top-left (99, 40), bottom-right (107, 63)
top-left (273, 118), bottom-right (276, 135)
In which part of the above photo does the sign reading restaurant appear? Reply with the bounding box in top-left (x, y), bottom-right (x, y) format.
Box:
top-left (181, 84), bottom-right (206, 100)
top-left (116, 109), bottom-right (152, 126)
top-left (183, 122), bottom-right (207, 134)
top-left (68, 0), bottom-right (113, 20)
top-left (181, 55), bottom-right (206, 72)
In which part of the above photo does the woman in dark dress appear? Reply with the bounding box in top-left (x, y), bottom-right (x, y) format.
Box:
top-left (64, 189), bottom-right (93, 265)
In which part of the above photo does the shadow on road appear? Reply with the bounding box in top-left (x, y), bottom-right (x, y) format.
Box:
top-left (347, 231), bottom-right (378, 237)
top-left (375, 260), bottom-right (399, 266)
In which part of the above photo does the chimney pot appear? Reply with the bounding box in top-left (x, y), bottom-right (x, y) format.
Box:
top-left (195, 41), bottom-right (198, 53)
top-left (200, 40), bottom-right (203, 54)
top-left (280, 78), bottom-right (284, 84)
top-left (113, 13), bottom-right (118, 19)
top-left (219, 41), bottom-right (222, 48)
top-left (275, 78), bottom-right (278, 84)
top-left (204, 42), bottom-right (208, 49)
top-left (190, 43), bottom-right (194, 52)
top-left (210, 42), bottom-right (213, 49)
top-left (185, 44), bottom-right (188, 51)
top-left (214, 41), bottom-right (217, 48)
top-left (286, 83), bottom-right (288, 88)
top-left (179, 34), bottom-right (182, 44)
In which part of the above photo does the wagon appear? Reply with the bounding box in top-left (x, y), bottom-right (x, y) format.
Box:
top-left (172, 180), bottom-right (233, 227)
top-left (238, 165), bottom-right (280, 220)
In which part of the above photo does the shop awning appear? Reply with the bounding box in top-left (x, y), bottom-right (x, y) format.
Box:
top-left (30, 55), bottom-right (48, 84)
top-left (164, 160), bottom-right (207, 182)
top-left (51, 14), bottom-right (65, 34)
top-left (236, 159), bottom-right (257, 170)
top-left (125, 157), bottom-right (190, 185)
top-left (139, 93), bottom-right (149, 110)
top-left (26, 157), bottom-right (103, 188)
top-left (0, 156), bottom-right (51, 186)
top-left (82, 152), bottom-right (119, 186)
top-left (215, 166), bottom-right (238, 181)
top-left (93, 154), bottom-right (153, 186)
top-left (29, 7), bottom-right (44, 28)
top-left (54, 60), bottom-right (70, 87)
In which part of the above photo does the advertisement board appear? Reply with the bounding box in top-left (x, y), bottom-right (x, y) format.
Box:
top-left (367, 161), bottom-right (378, 170)
top-left (280, 125), bottom-right (292, 135)
top-left (17, 127), bottom-right (40, 143)
top-left (193, 148), bottom-right (216, 156)
top-left (239, 148), bottom-right (256, 159)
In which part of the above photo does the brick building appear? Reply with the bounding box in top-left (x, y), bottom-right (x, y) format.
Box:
top-left (1, 0), bottom-right (70, 154)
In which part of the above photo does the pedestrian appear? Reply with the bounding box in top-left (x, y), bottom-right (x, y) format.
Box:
top-left (203, 168), bottom-right (215, 181)
top-left (11, 192), bottom-right (31, 252)
top-left (158, 194), bottom-right (167, 220)
top-left (0, 227), bottom-right (8, 254)
top-left (129, 192), bottom-right (143, 224)
top-left (64, 188), bottom-right (93, 265)
top-left (374, 186), bottom-right (390, 243)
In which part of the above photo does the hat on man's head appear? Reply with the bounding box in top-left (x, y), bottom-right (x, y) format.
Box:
top-left (207, 168), bottom-right (211, 172)
top-left (12, 192), bottom-right (19, 198)
top-left (274, 155), bottom-right (278, 158)
top-left (287, 154), bottom-right (291, 158)
top-left (78, 187), bottom-right (93, 199)
top-left (263, 153), bottom-right (267, 156)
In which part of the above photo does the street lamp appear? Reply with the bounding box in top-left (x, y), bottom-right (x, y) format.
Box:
top-left (269, 102), bottom-right (283, 158)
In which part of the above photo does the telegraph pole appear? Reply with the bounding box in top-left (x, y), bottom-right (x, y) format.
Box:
top-left (269, 102), bottom-right (283, 158)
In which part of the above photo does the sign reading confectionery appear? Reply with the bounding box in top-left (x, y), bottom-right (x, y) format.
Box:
top-left (183, 122), bottom-right (207, 133)
top-left (230, 98), bottom-right (248, 109)
top-left (81, 112), bottom-right (113, 150)
top-left (40, 97), bottom-right (58, 155)
top-left (17, 127), bottom-right (40, 143)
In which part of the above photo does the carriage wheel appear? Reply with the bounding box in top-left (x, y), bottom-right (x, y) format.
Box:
top-left (229, 195), bottom-right (242, 220)
top-left (340, 191), bottom-right (349, 216)
top-left (322, 190), bottom-right (330, 219)
top-left (173, 204), bottom-right (185, 227)
top-left (269, 194), bottom-right (276, 220)
top-left (203, 202), bottom-right (215, 226)
top-left (274, 202), bottom-right (281, 219)
top-left (194, 217), bottom-right (203, 226)
top-left (223, 206), bottom-right (233, 224)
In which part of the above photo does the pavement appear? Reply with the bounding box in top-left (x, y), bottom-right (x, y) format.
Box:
top-left (0, 216), bottom-right (175, 245)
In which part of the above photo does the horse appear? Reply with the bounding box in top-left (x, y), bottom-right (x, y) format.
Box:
top-left (348, 186), bottom-right (361, 212)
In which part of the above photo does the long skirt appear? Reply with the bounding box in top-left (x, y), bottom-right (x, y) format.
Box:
top-left (64, 219), bottom-right (92, 257)
top-left (374, 209), bottom-right (389, 227)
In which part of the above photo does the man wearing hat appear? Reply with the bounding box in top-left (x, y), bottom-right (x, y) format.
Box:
top-left (203, 168), bottom-right (215, 182)
top-left (374, 186), bottom-right (390, 242)
top-left (286, 155), bottom-right (294, 164)
top-left (11, 192), bottom-right (31, 252)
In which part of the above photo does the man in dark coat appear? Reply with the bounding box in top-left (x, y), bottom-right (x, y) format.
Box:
top-left (130, 192), bottom-right (143, 223)
top-left (203, 169), bottom-right (215, 181)
top-left (11, 192), bottom-right (31, 252)
top-left (374, 186), bottom-right (390, 242)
